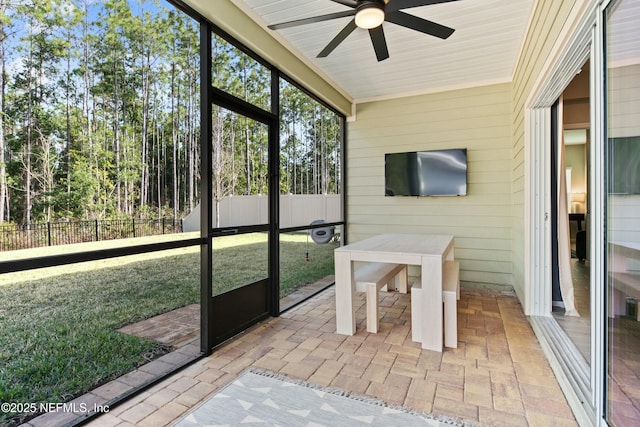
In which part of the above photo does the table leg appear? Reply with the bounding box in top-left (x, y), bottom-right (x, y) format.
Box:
top-left (335, 251), bottom-right (355, 335)
top-left (445, 244), bottom-right (455, 261)
top-left (395, 266), bottom-right (408, 293)
top-left (421, 257), bottom-right (443, 351)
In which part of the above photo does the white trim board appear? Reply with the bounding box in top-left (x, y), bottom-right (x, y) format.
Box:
top-left (524, 0), bottom-right (609, 425)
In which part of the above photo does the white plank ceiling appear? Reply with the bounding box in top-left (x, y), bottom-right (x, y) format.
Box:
top-left (232, 0), bottom-right (535, 102)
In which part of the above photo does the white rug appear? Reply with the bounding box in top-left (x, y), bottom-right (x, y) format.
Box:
top-left (173, 369), bottom-right (481, 427)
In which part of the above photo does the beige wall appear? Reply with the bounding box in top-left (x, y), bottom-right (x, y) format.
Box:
top-left (187, 0), bottom-right (596, 297)
top-left (608, 64), bottom-right (640, 139)
top-left (566, 144), bottom-right (587, 209)
top-left (342, 0), bottom-right (586, 298)
top-left (347, 83), bottom-right (513, 289)
top-left (510, 0), bottom-right (578, 300)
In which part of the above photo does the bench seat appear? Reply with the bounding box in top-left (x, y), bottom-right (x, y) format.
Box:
top-left (354, 262), bottom-right (407, 333)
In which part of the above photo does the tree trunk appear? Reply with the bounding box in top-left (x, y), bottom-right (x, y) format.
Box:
top-left (65, 32), bottom-right (72, 208)
top-left (83, 1), bottom-right (95, 217)
top-left (0, 2), bottom-right (7, 222)
top-left (171, 61), bottom-right (178, 221)
top-left (140, 47), bottom-right (150, 211)
top-left (113, 54), bottom-right (121, 213)
top-left (25, 36), bottom-right (34, 226)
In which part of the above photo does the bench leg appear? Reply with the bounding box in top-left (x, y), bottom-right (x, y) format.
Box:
top-left (610, 288), bottom-right (626, 318)
top-left (366, 284), bottom-right (379, 333)
top-left (394, 266), bottom-right (408, 293)
top-left (411, 285), bottom-right (422, 342)
top-left (444, 291), bottom-right (457, 348)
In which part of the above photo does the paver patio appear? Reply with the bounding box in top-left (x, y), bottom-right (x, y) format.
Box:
top-left (24, 285), bottom-right (578, 427)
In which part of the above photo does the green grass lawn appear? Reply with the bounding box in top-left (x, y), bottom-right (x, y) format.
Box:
top-left (0, 232), bottom-right (335, 425)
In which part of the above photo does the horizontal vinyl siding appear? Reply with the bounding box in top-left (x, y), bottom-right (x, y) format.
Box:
top-left (608, 64), bottom-right (640, 245)
top-left (347, 83), bottom-right (513, 288)
top-left (510, 0), bottom-right (577, 300)
top-left (608, 195), bottom-right (640, 243)
top-left (608, 64), bottom-right (640, 138)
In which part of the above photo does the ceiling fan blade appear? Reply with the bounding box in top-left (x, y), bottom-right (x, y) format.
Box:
top-left (268, 10), bottom-right (355, 30)
top-left (329, 0), bottom-right (358, 7)
top-left (318, 19), bottom-right (358, 58)
top-left (387, 0), bottom-right (459, 12)
top-left (369, 26), bottom-right (390, 61)
top-left (385, 10), bottom-right (455, 39)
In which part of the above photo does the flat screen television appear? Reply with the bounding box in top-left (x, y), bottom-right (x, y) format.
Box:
top-left (385, 148), bottom-right (467, 197)
top-left (608, 136), bottom-right (640, 194)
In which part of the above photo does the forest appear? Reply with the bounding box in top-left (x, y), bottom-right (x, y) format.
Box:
top-left (0, 0), bottom-right (342, 227)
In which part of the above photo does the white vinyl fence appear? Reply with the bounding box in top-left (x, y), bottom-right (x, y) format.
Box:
top-left (182, 194), bottom-right (341, 232)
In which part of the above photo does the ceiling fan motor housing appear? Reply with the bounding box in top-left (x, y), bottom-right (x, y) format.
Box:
top-left (357, 0), bottom-right (386, 9)
top-left (355, 0), bottom-right (386, 29)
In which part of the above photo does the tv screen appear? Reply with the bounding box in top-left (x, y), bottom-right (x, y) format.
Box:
top-left (385, 149), bottom-right (467, 197)
top-left (608, 136), bottom-right (640, 194)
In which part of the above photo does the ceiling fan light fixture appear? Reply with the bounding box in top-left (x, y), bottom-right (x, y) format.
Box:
top-left (355, 2), bottom-right (385, 29)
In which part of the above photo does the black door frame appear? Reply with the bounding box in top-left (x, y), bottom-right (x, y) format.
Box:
top-left (199, 20), bottom-right (346, 354)
top-left (199, 23), bottom-right (280, 352)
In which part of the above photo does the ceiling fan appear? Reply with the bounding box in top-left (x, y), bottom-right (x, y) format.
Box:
top-left (267, 0), bottom-right (459, 62)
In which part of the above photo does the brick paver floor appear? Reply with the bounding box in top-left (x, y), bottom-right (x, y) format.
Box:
top-left (117, 304), bottom-right (200, 347)
top-left (25, 286), bottom-right (579, 427)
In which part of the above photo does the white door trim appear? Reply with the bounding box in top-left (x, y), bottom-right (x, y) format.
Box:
top-left (523, 0), bottom-right (608, 424)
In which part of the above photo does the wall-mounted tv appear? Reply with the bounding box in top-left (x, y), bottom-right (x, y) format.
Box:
top-left (608, 136), bottom-right (640, 194)
top-left (385, 148), bottom-right (468, 197)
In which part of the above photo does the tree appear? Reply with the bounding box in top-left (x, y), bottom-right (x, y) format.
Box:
top-left (0, 0), bottom-right (14, 222)
top-left (7, 0), bottom-right (68, 223)
top-left (0, 0), bottom-right (343, 231)
top-left (211, 106), bottom-right (236, 227)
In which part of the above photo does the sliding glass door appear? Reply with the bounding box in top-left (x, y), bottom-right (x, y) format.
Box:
top-left (605, 0), bottom-right (640, 424)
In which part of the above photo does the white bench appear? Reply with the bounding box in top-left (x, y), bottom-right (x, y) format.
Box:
top-left (411, 260), bottom-right (459, 348)
top-left (609, 243), bottom-right (640, 319)
top-left (610, 271), bottom-right (640, 320)
top-left (354, 262), bottom-right (408, 333)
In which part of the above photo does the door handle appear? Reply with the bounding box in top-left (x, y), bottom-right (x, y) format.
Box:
top-left (211, 228), bottom-right (239, 237)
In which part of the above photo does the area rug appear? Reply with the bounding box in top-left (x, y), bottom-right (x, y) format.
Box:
top-left (173, 369), bottom-right (479, 427)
